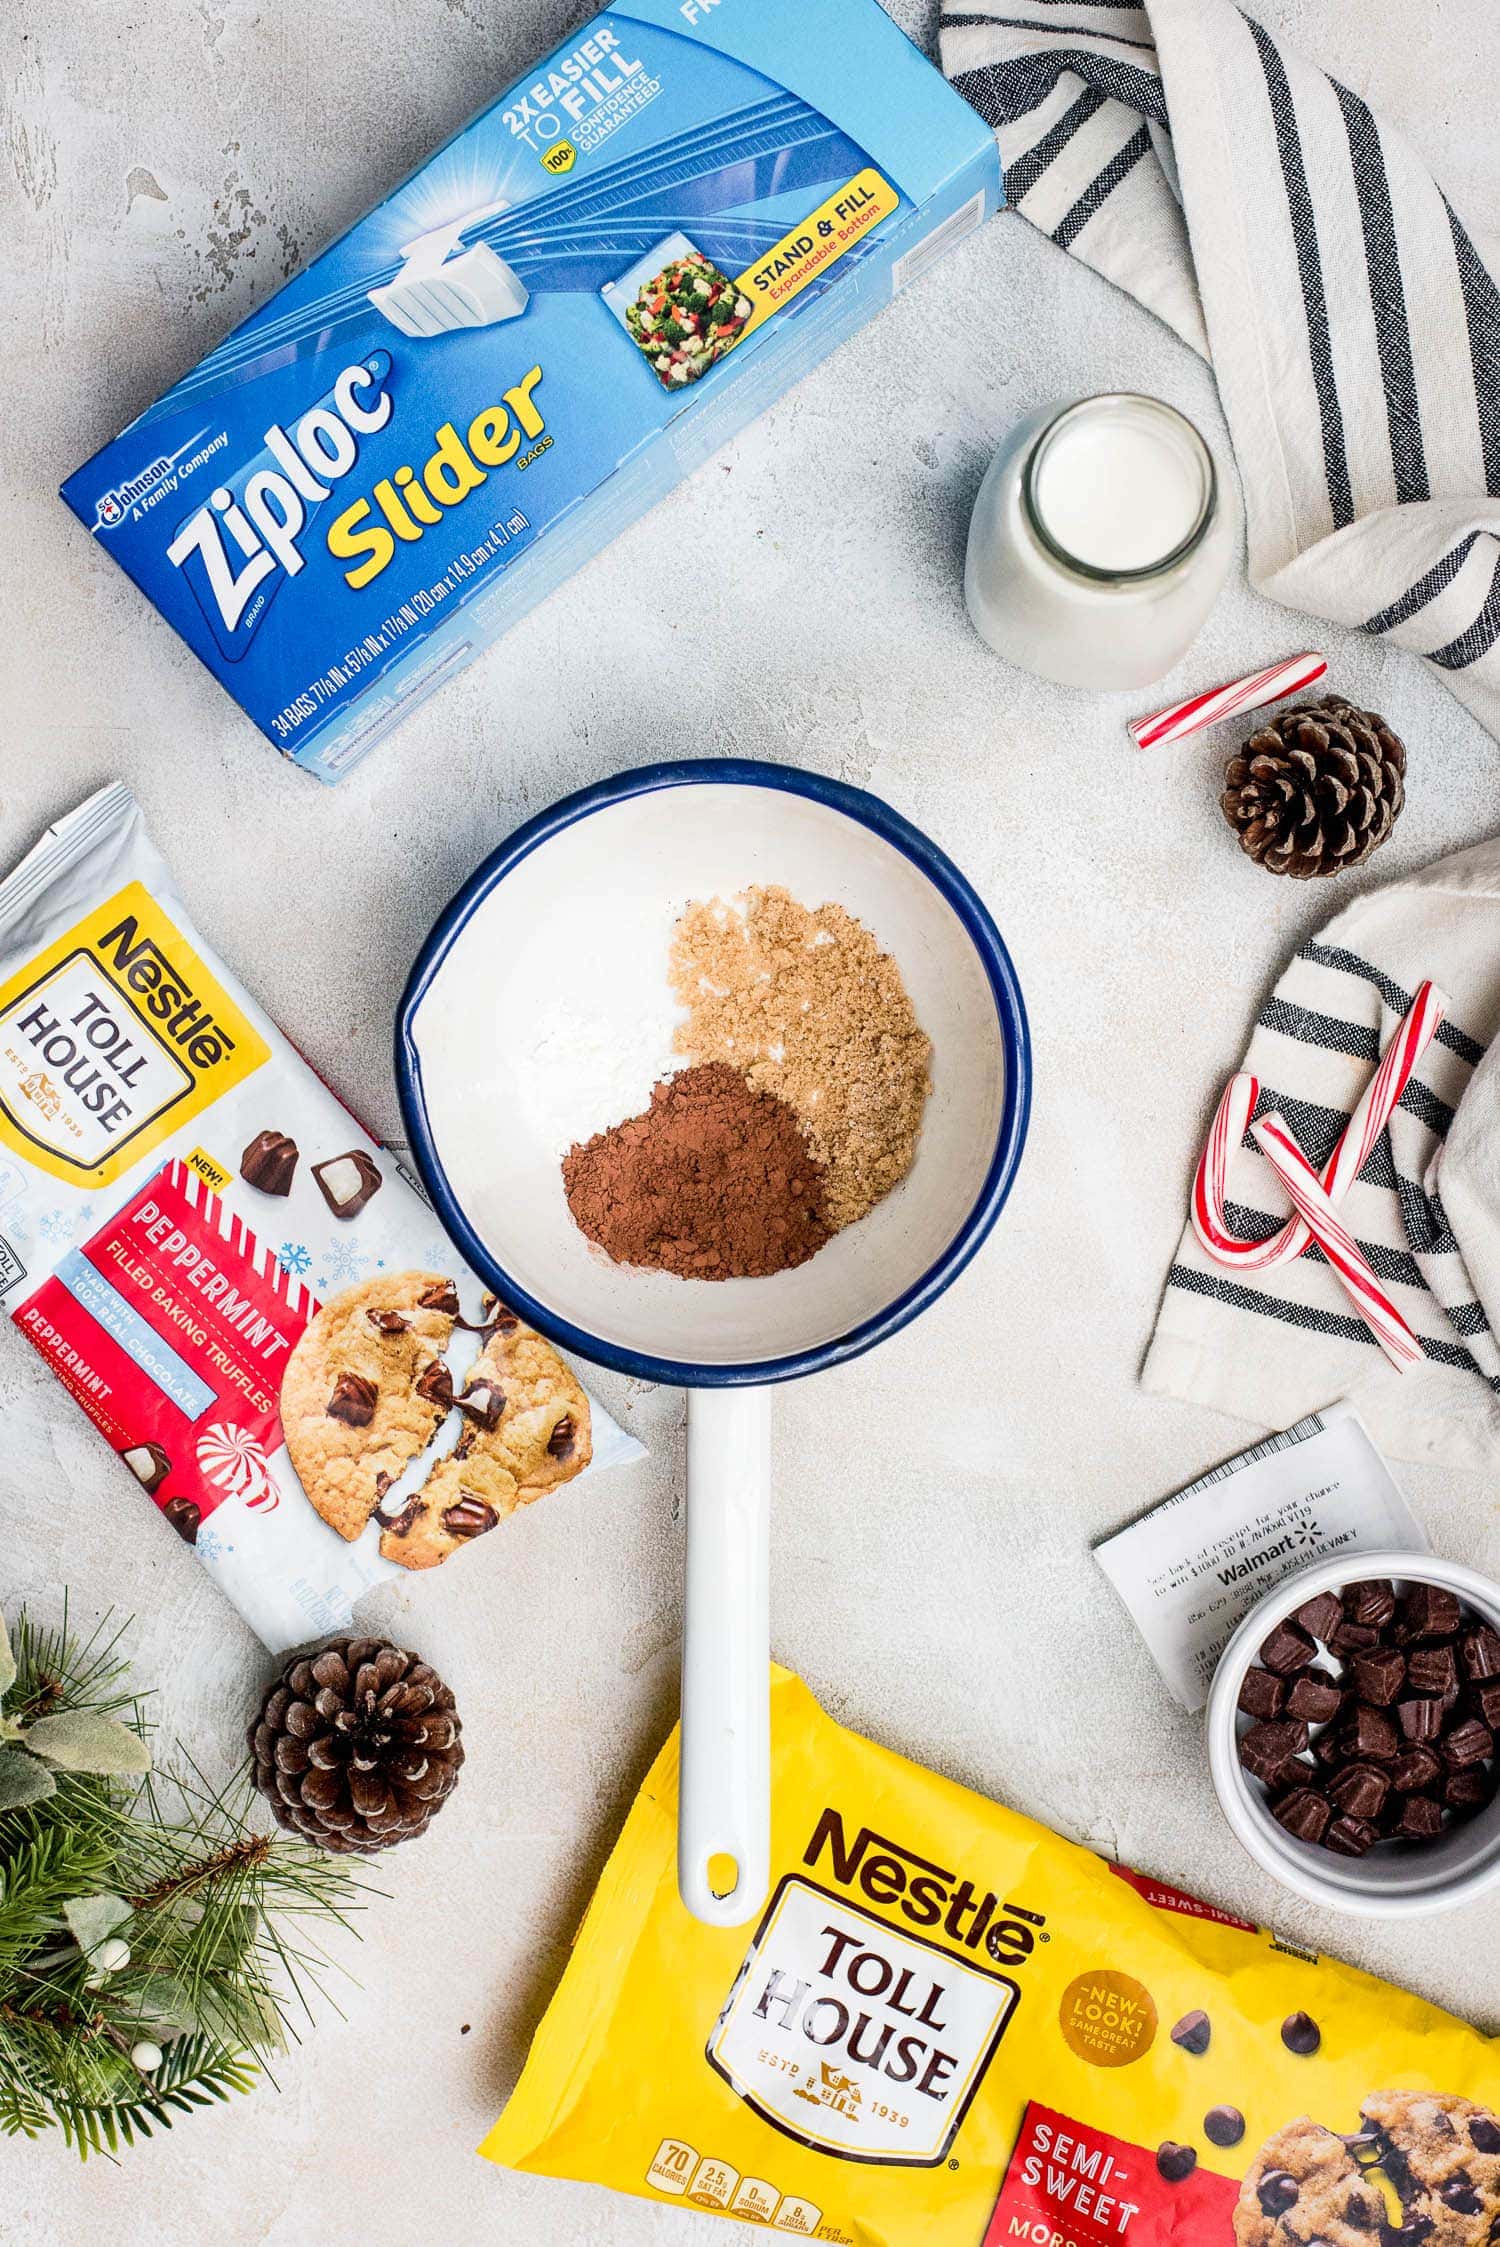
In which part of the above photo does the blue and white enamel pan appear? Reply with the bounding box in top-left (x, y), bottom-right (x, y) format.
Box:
top-left (396, 760), bottom-right (1030, 1927)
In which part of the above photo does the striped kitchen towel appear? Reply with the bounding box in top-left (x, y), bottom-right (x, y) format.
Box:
top-left (1143, 839), bottom-right (1500, 1466)
top-left (940, 0), bottom-right (1500, 740)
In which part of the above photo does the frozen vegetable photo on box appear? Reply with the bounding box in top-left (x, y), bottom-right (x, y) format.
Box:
top-left (617, 242), bottom-right (752, 388)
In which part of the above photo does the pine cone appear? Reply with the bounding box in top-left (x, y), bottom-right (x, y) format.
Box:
top-left (1221, 695), bottom-right (1406, 879)
top-left (248, 1637), bottom-right (462, 1854)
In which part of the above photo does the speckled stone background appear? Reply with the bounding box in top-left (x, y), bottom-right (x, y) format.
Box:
top-left (4, 2), bottom-right (1499, 2240)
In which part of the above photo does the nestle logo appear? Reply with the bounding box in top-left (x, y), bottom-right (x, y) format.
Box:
top-left (802, 1806), bottom-right (1045, 1966)
top-left (96, 914), bottom-right (237, 1072)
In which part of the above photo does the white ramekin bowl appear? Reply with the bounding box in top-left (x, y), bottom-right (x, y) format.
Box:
top-left (1206, 1549), bottom-right (1500, 1918)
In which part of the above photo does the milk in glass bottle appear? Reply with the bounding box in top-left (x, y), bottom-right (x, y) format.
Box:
top-left (964, 393), bottom-right (1234, 691)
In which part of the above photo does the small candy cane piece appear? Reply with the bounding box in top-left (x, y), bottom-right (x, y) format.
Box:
top-left (1251, 1113), bottom-right (1422, 1370)
top-left (1191, 981), bottom-right (1449, 1275)
top-left (1129, 652), bottom-right (1328, 749)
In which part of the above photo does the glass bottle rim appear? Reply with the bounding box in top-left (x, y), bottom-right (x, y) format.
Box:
top-left (1021, 392), bottom-right (1218, 585)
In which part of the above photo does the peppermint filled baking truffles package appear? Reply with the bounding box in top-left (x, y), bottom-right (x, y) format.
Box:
top-left (0, 785), bottom-right (639, 1650)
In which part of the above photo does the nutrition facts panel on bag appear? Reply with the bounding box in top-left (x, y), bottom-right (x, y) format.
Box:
top-left (647, 2140), bottom-right (823, 2232)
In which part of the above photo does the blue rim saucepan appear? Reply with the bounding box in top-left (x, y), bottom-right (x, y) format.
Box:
top-left (394, 756), bottom-right (1031, 1385)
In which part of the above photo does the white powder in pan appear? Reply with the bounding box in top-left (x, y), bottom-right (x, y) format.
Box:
top-left (519, 995), bottom-right (683, 1158)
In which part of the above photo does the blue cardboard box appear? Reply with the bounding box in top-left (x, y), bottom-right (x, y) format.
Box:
top-left (62, 0), bottom-right (1001, 782)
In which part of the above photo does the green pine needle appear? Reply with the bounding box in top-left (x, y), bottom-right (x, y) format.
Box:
top-left (1, 2033), bottom-right (260, 2159)
top-left (0, 1600), bottom-right (367, 2157)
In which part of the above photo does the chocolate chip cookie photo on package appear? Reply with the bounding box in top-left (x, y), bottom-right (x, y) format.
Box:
top-left (0, 784), bottom-right (641, 1653)
top-left (1236, 2093), bottom-right (1500, 2245)
top-left (481, 1668), bottom-right (1500, 2247)
top-left (279, 1275), bottom-right (592, 1571)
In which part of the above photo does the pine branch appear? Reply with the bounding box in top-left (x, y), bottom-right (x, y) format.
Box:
top-left (0, 2033), bottom-right (259, 2159)
top-left (128, 1832), bottom-right (271, 1913)
top-left (0, 1599), bottom-right (365, 2157)
top-left (0, 1829), bottom-right (114, 1988)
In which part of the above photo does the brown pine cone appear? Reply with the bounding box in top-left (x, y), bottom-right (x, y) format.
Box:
top-left (248, 1637), bottom-right (462, 1854)
top-left (1220, 695), bottom-right (1406, 879)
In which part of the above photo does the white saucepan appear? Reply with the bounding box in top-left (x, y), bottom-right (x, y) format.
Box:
top-left (396, 759), bottom-right (1030, 1925)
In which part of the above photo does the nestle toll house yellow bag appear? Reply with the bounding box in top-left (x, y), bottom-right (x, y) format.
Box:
top-left (481, 1668), bottom-right (1500, 2245)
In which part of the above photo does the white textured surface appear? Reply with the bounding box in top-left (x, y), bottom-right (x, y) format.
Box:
top-left (3, 1), bottom-right (1500, 2240)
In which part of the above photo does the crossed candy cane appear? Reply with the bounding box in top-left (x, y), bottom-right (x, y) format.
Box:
top-left (1191, 981), bottom-right (1448, 1371)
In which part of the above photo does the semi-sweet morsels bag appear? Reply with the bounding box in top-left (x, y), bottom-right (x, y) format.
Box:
top-left (483, 1667), bottom-right (1500, 2245)
top-left (0, 783), bottom-right (639, 1652)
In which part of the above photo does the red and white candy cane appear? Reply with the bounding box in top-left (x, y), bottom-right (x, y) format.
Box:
top-left (1129, 651), bottom-right (1327, 749)
top-left (1191, 980), bottom-right (1448, 1365)
top-left (1251, 1112), bottom-right (1422, 1369)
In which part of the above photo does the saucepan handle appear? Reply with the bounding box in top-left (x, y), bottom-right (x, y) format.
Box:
top-left (678, 1384), bottom-right (772, 1927)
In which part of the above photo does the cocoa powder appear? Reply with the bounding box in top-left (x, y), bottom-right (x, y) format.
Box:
top-left (561, 1062), bottom-right (831, 1280)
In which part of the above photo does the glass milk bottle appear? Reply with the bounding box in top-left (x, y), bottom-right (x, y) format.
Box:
top-left (964, 393), bottom-right (1234, 691)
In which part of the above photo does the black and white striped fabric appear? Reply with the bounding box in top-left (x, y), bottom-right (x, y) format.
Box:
top-left (1143, 838), bottom-right (1500, 1467)
top-left (940, 0), bottom-right (1500, 739)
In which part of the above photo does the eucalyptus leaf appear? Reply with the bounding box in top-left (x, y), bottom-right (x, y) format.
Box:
top-left (22, 1709), bottom-right (150, 1775)
top-left (63, 1893), bottom-right (133, 1956)
top-left (196, 1981), bottom-right (287, 2055)
top-left (120, 1973), bottom-right (198, 2038)
top-left (0, 1607), bottom-right (15, 1699)
top-left (0, 1748), bottom-right (55, 1809)
top-left (211, 1902), bottom-right (260, 1969)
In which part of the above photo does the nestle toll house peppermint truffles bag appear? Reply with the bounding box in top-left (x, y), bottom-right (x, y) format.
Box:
top-left (0, 785), bottom-right (638, 1651)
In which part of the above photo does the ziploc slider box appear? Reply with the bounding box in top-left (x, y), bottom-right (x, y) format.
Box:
top-left (61, 0), bottom-right (1002, 783)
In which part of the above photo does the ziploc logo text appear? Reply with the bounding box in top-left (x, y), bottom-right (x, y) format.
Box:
top-left (164, 350), bottom-right (550, 662)
top-left (0, 883), bottom-right (267, 1188)
top-left (165, 354), bottom-right (394, 662)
